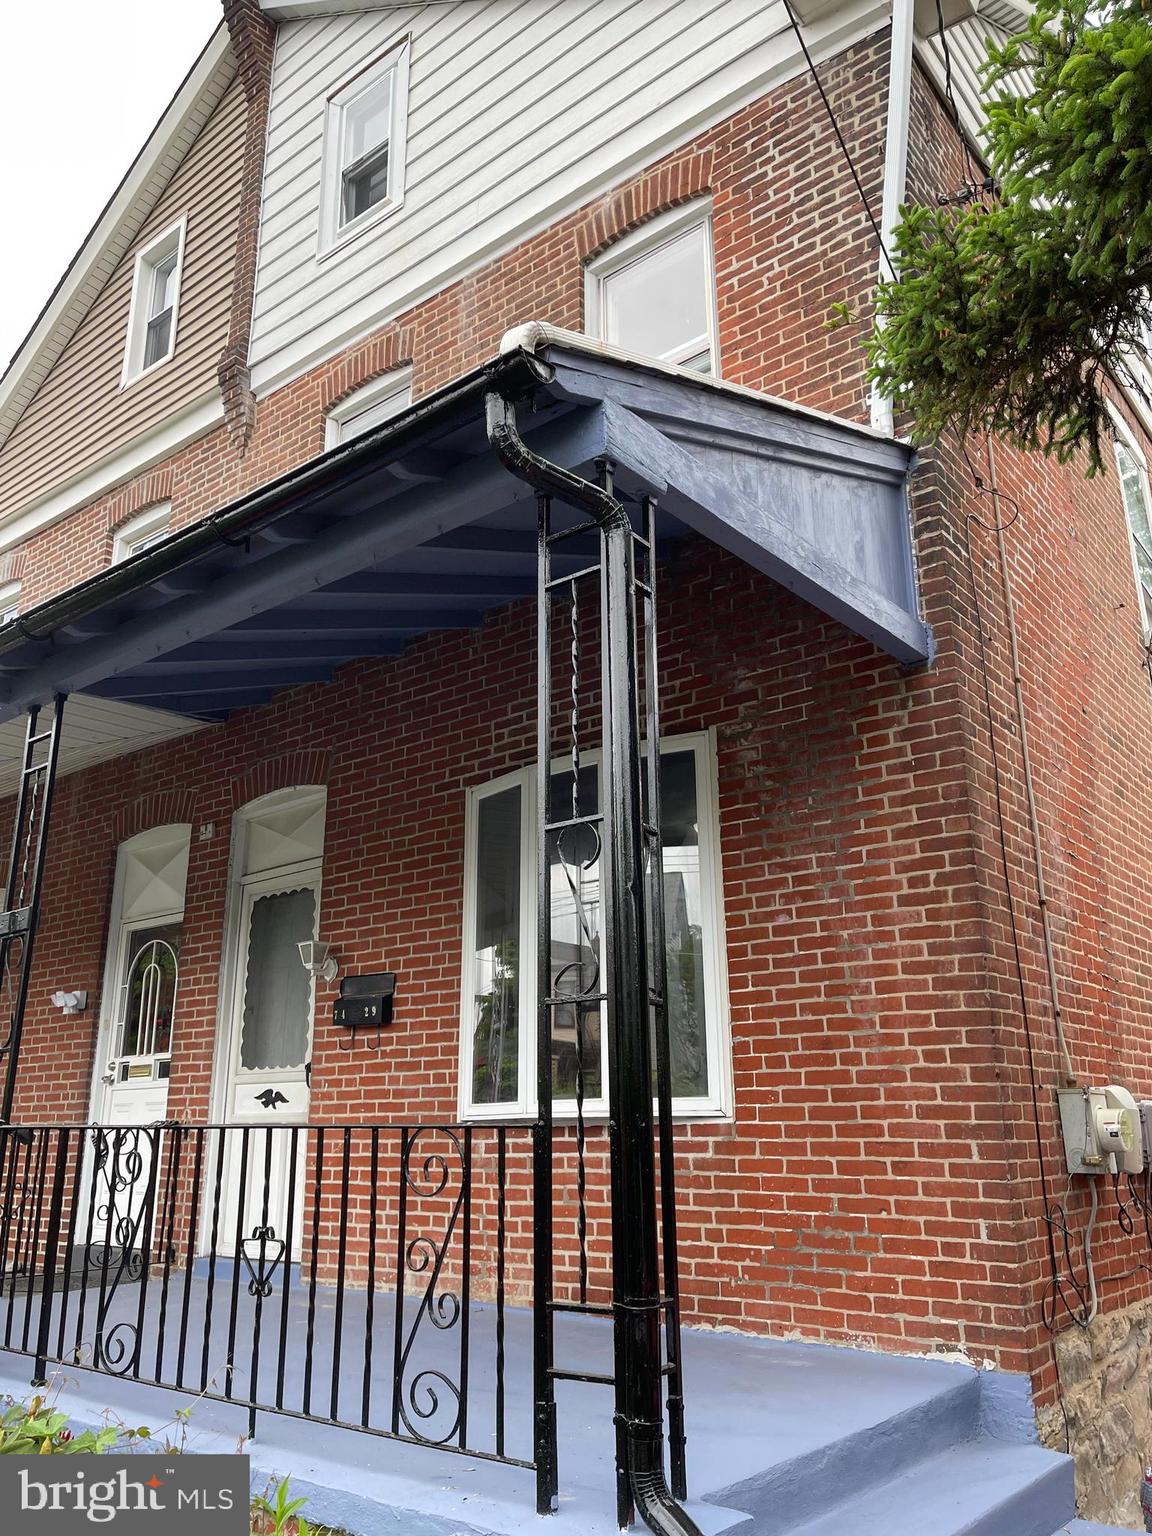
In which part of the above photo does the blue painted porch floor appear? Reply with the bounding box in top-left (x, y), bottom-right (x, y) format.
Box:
top-left (0, 1269), bottom-right (1130, 1536)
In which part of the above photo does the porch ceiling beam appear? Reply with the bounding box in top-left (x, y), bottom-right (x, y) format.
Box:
top-left (89, 665), bottom-right (335, 699)
top-left (319, 572), bottom-right (535, 599)
top-left (426, 527), bottom-right (602, 559)
top-left (598, 396), bottom-right (933, 665)
top-left (131, 637), bottom-right (406, 668)
top-left (0, 406), bottom-right (610, 717)
top-left (224, 608), bottom-right (484, 635)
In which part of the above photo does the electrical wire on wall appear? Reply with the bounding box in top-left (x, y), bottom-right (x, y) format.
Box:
top-left (781, 0), bottom-right (1152, 1432)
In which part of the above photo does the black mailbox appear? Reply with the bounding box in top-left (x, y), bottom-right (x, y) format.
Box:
top-left (333, 972), bottom-right (396, 1030)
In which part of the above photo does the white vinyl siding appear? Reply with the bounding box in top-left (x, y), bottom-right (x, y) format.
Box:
top-left (249, 0), bottom-right (889, 390)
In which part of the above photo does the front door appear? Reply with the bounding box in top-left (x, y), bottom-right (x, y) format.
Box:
top-left (88, 824), bottom-right (190, 1265)
top-left (215, 866), bottom-right (322, 1257)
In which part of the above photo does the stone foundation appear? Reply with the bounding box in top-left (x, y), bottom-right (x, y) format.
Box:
top-left (1037, 1297), bottom-right (1152, 1528)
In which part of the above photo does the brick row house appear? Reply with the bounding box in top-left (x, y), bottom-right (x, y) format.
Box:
top-left (1, 2), bottom-right (1151, 1532)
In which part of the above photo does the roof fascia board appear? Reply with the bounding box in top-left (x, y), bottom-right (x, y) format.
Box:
top-left (259, 1), bottom-right (481, 15)
top-left (0, 25), bottom-right (235, 451)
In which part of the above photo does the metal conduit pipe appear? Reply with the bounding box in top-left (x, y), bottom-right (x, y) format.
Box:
top-left (485, 388), bottom-right (702, 1536)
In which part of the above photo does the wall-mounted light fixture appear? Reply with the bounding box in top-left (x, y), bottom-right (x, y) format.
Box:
top-left (297, 940), bottom-right (339, 984)
top-left (51, 990), bottom-right (88, 1015)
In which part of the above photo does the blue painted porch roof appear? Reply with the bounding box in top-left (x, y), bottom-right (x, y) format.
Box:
top-left (0, 330), bottom-right (929, 725)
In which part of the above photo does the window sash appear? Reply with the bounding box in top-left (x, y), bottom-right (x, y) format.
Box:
top-left (459, 734), bottom-right (729, 1121)
top-left (1116, 438), bottom-right (1152, 633)
top-left (591, 215), bottom-right (717, 375)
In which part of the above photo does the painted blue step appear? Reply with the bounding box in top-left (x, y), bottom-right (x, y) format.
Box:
top-left (1056, 1524), bottom-right (1140, 1534)
top-left (777, 1440), bottom-right (1074, 1536)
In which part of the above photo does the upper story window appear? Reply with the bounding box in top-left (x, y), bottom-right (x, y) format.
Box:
top-left (320, 39), bottom-right (411, 255)
top-left (325, 367), bottom-right (412, 448)
top-left (1114, 428), bottom-right (1152, 635)
top-left (113, 503), bottom-right (171, 564)
top-left (0, 582), bottom-right (21, 624)
top-left (585, 204), bottom-right (718, 374)
top-left (459, 732), bottom-right (731, 1122)
top-left (122, 220), bottom-right (186, 384)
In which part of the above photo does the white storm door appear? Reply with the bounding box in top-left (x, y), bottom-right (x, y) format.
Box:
top-left (216, 867), bottom-right (320, 1256)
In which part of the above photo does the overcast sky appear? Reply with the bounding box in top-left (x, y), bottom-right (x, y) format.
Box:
top-left (0, 0), bottom-right (223, 372)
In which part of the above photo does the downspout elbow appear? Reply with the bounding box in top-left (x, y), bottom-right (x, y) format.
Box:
top-left (483, 389), bottom-right (630, 531)
top-left (629, 1432), bottom-right (703, 1536)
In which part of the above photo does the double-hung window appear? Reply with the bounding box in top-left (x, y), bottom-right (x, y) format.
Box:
top-left (1114, 427), bottom-right (1152, 635)
top-left (123, 220), bottom-right (185, 383)
top-left (112, 503), bottom-right (171, 565)
top-left (460, 732), bottom-right (730, 1121)
top-left (0, 582), bottom-right (20, 624)
top-left (325, 368), bottom-right (412, 447)
top-left (585, 204), bottom-right (718, 374)
top-left (320, 39), bottom-right (410, 253)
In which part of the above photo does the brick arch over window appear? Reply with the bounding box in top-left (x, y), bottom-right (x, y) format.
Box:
top-left (112, 788), bottom-right (198, 845)
top-left (574, 148), bottom-right (714, 266)
top-left (324, 325), bottom-right (416, 416)
top-left (102, 470), bottom-right (175, 538)
top-left (230, 749), bottom-right (333, 811)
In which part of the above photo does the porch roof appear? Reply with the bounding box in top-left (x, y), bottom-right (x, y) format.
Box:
top-left (0, 328), bottom-right (929, 747)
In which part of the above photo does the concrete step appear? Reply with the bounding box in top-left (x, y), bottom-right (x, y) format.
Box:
top-left (704, 1361), bottom-right (986, 1535)
top-left (1056, 1524), bottom-right (1141, 1534)
top-left (779, 1439), bottom-right (1074, 1536)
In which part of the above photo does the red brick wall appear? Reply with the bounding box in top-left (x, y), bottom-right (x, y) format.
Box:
top-left (6, 26), bottom-right (1152, 1410)
top-left (904, 66), bottom-right (1152, 1411)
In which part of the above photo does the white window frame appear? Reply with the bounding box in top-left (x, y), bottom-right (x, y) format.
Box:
top-left (584, 201), bottom-right (719, 376)
top-left (122, 218), bottom-right (187, 385)
top-left (112, 502), bottom-right (172, 564)
top-left (458, 730), bottom-right (732, 1124)
top-left (0, 581), bottom-right (20, 624)
top-left (325, 366), bottom-right (412, 448)
top-left (318, 38), bottom-right (411, 257)
top-left (1109, 407), bottom-right (1152, 637)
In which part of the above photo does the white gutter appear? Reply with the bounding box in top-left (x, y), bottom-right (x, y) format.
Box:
top-left (870, 0), bottom-right (916, 433)
top-left (499, 321), bottom-right (904, 445)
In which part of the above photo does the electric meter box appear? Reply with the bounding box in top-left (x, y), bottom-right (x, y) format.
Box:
top-left (1058, 1084), bottom-right (1144, 1176)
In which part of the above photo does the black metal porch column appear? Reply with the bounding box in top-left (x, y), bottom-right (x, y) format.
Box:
top-left (486, 394), bottom-right (700, 1536)
top-left (0, 696), bottom-right (66, 1127)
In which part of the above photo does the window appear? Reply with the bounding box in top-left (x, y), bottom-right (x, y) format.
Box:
top-left (1115, 430), bottom-right (1152, 634)
top-left (112, 503), bottom-right (171, 564)
top-left (0, 582), bottom-right (20, 624)
top-left (123, 220), bottom-right (185, 383)
top-left (585, 204), bottom-right (718, 374)
top-left (460, 733), bottom-right (731, 1120)
top-left (320, 39), bottom-right (410, 254)
top-left (325, 367), bottom-right (412, 447)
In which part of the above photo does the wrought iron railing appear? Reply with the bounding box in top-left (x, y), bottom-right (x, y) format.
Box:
top-left (0, 1121), bottom-right (535, 1471)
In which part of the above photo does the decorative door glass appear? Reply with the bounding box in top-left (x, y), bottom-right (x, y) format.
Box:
top-left (240, 886), bottom-right (317, 1072)
top-left (114, 923), bottom-right (181, 1082)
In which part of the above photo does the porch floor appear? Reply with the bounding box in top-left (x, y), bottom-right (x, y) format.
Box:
top-left (0, 1267), bottom-right (1095, 1536)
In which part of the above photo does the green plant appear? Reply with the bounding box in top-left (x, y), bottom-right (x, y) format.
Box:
top-left (251, 1477), bottom-right (312, 1536)
top-left (868, 0), bottom-right (1152, 473)
top-left (0, 1395), bottom-right (142, 1455)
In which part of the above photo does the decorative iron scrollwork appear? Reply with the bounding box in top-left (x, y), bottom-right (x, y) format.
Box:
top-left (395, 1128), bottom-right (466, 1445)
top-left (85, 1126), bottom-right (159, 1376)
top-left (240, 1224), bottom-right (285, 1298)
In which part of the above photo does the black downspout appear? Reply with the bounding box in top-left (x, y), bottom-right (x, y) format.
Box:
top-left (485, 391), bottom-right (701, 1536)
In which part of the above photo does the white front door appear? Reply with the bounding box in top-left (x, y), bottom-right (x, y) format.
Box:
top-left (214, 867), bottom-right (320, 1257)
top-left (88, 825), bottom-right (190, 1259)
